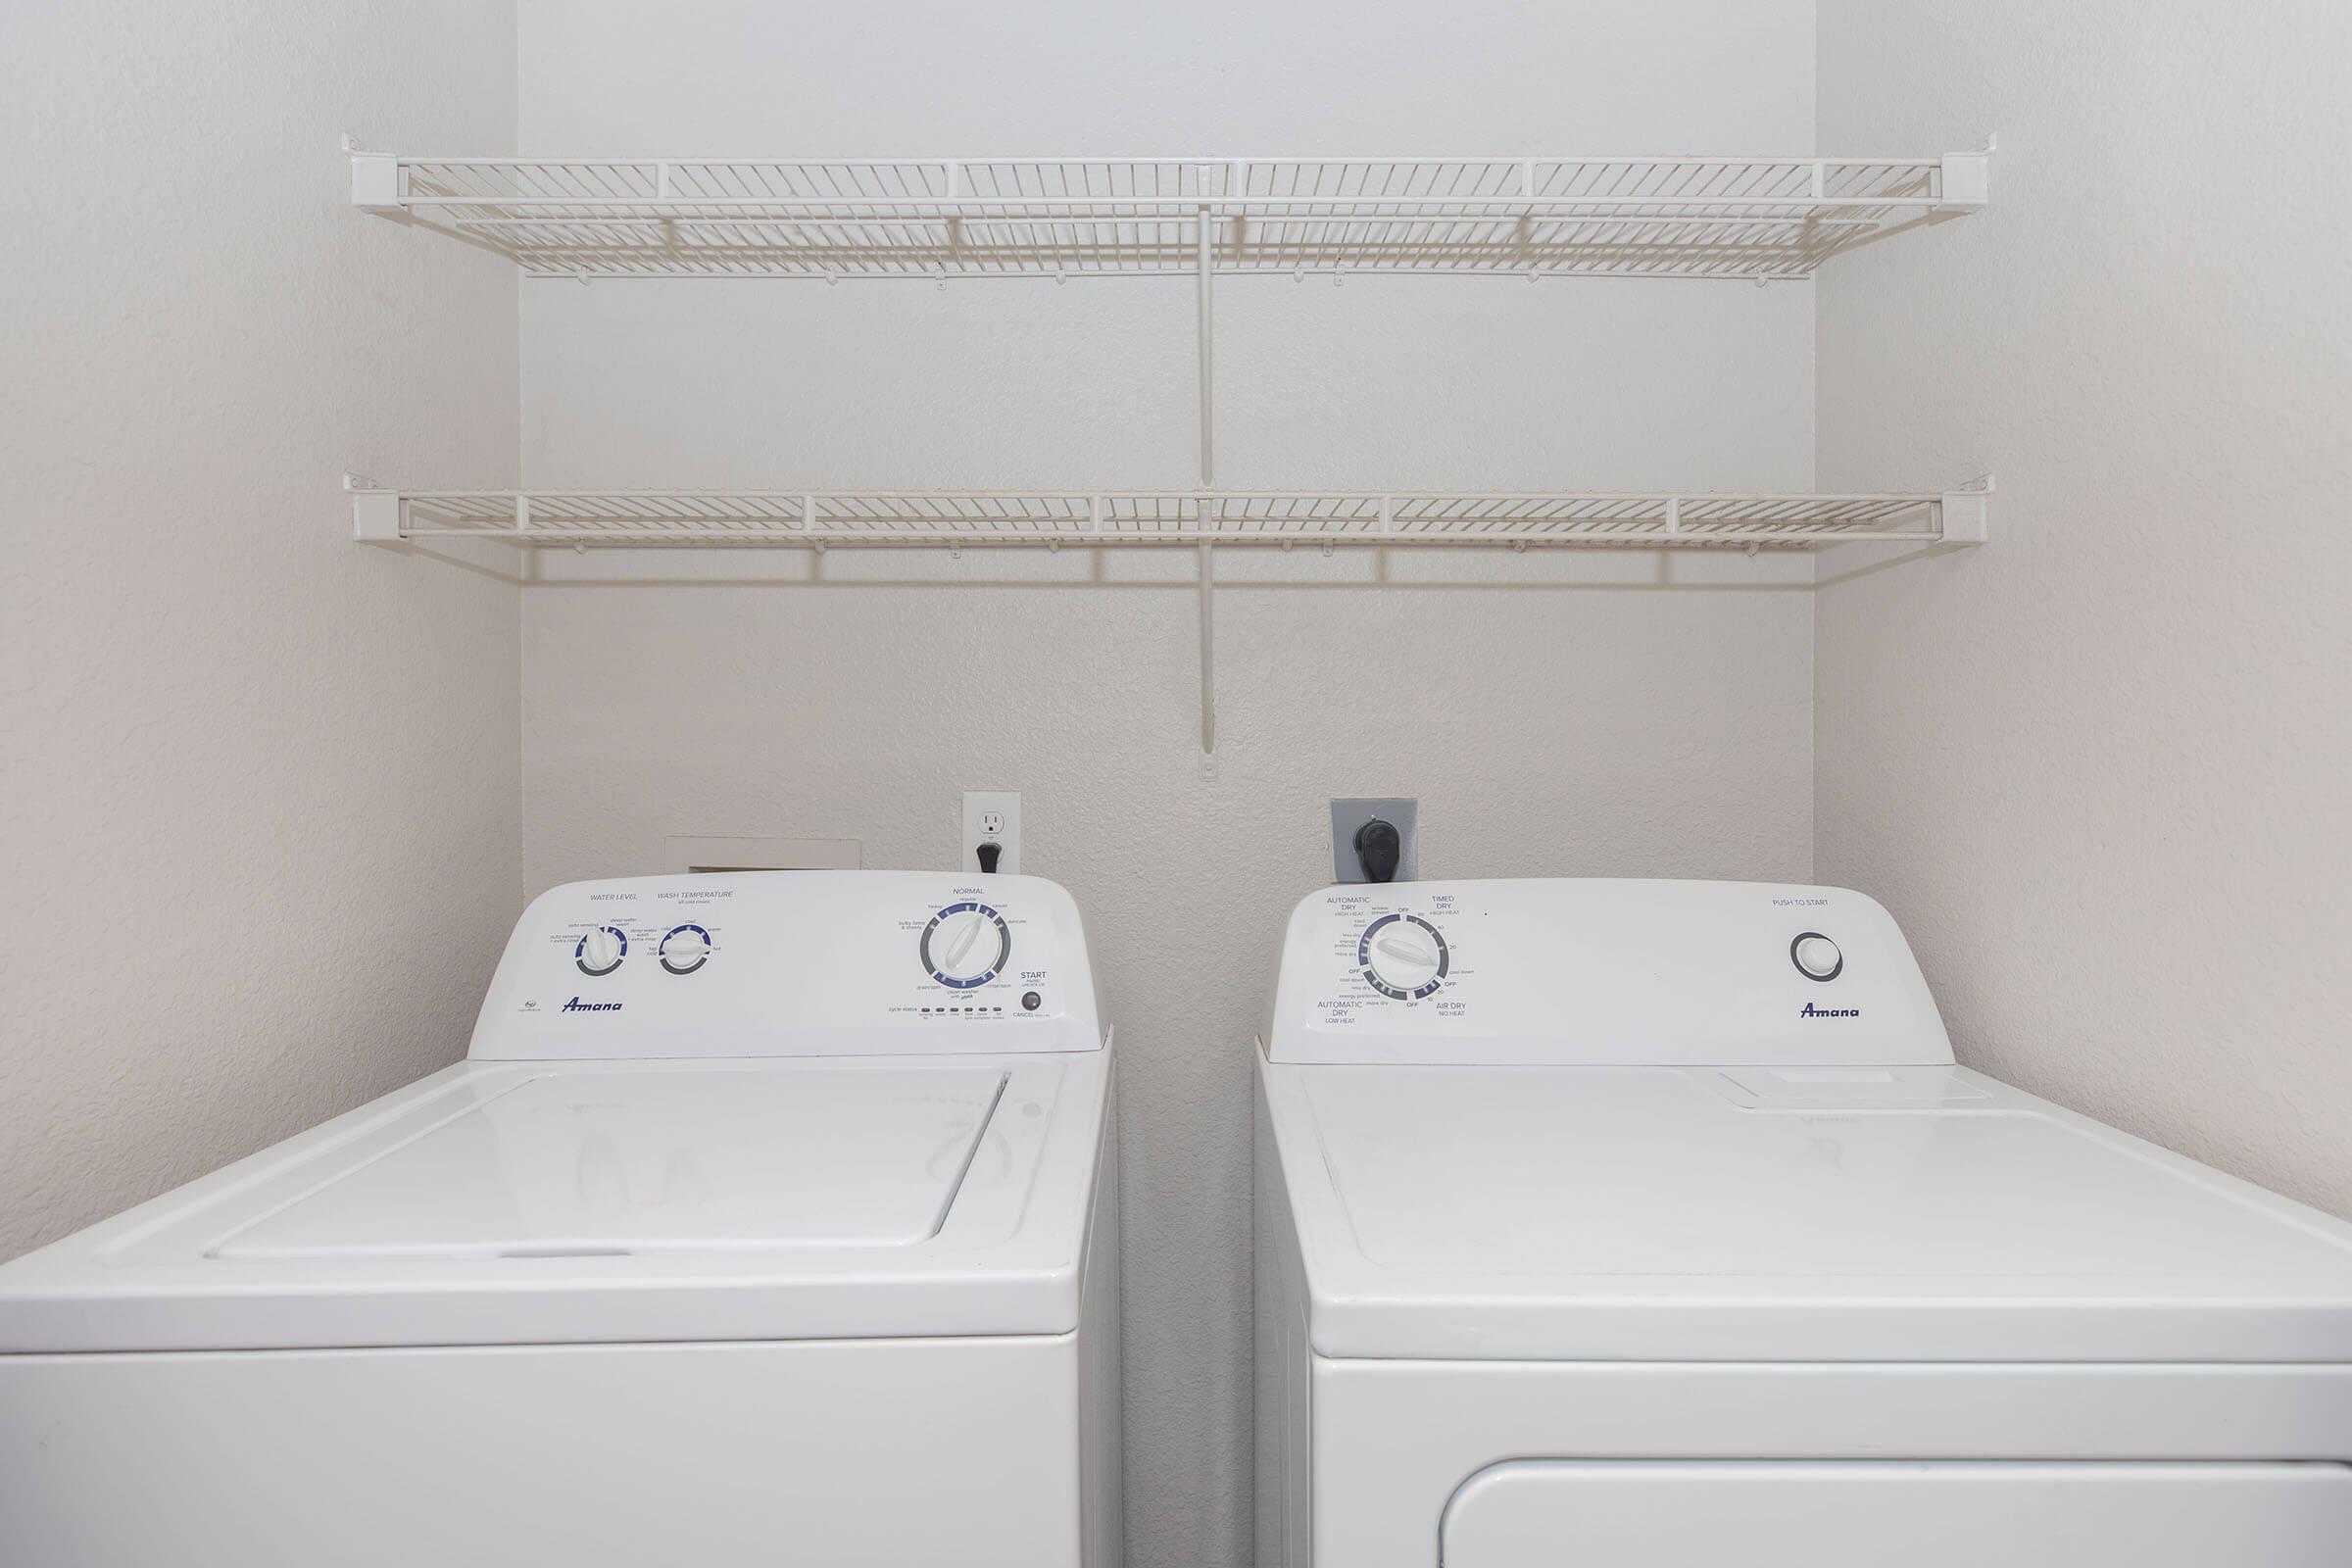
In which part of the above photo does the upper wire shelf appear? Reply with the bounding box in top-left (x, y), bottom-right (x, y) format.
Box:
top-left (350, 485), bottom-right (1989, 551)
top-left (350, 150), bottom-right (1990, 281)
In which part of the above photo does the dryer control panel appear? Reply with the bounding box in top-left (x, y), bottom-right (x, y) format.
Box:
top-left (1263, 878), bottom-right (1951, 1066)
top-left (471, 871), bottom-right (1102, 1060)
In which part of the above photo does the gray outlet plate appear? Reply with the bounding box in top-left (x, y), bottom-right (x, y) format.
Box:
top-left (1330, 798), bottom-right (1420, 884)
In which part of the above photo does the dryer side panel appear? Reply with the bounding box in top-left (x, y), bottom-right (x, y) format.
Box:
top-left (1307, 1359), bottom-right (2352, 1568)
top-left (1442, 1461), bottom-right (2352, 1567)
top-left (1256, 1059), bottom-right (1314, 1568)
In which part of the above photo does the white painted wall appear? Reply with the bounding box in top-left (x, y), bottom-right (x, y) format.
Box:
top-left (516, 4), bottom-right (1818, 1563)
top-left (1816, 3), bottom-right (2352, 1213)
top-left (0, 3), bottom-right (521, 1258)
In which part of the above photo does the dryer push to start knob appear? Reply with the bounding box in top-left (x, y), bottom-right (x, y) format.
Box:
top-left (1790, 932), bottom-right (1842, 981)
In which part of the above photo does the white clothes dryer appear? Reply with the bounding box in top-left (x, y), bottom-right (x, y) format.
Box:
top-left (1255, 878), bottom-right (2352, 1568)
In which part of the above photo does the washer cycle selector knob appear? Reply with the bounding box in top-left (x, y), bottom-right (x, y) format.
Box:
top-left (575, 926), bottom-right (627, 976)
top-left (660, 924), bottom-right (711, 975)
top-left (921, 902), bottom-right (1010, 989)
top-left (1791, 932), bottom-right (1843, 981)
top-left (1359, 913), bottom-right (1448, 1000)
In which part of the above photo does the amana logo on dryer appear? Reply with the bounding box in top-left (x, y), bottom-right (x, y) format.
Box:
top-left (1799, 1002), bottom-right (1860, 1019)
top-left (563, 996), bottom-right (622, 1013)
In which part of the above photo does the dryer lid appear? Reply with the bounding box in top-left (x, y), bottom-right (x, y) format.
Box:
top-left (1264, 1061), bottom-right (2352, 1362)
top-left (211, 1066), bottom-right (1005, 1260)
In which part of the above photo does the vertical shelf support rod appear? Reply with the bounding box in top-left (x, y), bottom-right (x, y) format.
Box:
top-left (1196, 171), bottom-right (1217, 756)
top-left (1196, 187), bottom-right (1215, 486)
top-left (1199, 537), bottom-right (1216, 757)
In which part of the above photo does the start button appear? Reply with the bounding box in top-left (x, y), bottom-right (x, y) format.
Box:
top-left (1790, 933), bottom-right (1843, 981)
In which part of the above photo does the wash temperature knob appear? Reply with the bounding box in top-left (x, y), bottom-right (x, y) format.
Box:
top-left (661, 925), bottom-right (711, 974)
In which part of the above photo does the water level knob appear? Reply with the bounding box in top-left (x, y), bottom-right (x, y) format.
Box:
top-left (575, 926), bottom-right (627, 976)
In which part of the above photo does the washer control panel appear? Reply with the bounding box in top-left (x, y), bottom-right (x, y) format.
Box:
top-left (1265, 878), bottom-right (1951, 1067)
top-left (471, 870), bottom-right (1102, 1061)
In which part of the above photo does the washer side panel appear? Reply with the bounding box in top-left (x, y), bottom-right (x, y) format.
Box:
top-left (1081, 1059), bottom-right (1125, 1568)
top-left (0, 1335), bottom-right (1084, 1567)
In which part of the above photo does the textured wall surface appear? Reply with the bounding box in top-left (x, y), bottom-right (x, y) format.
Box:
top-left (1816, 2), bottom-right (2352, 1213)
top-left (0, 2), bottom-right (522, 1258)
top-left (516, 4), bottom-right (1818, 1564)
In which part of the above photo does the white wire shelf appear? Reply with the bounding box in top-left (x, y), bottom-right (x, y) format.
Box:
top-left (350, 486), bottom-right (1990, 550)
top-left (350, 151), bottom-right (1990, 281)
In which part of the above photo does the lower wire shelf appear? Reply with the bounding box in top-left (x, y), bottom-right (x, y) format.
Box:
top-left (352, 479), bottom-right (1987, 760)
top-left (351, 484), bottom-right (1989, 551)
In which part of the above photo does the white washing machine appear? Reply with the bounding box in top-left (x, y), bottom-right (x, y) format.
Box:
top-left (0, 870), bottom-right (1119, 1567)
top-left (1255, 878), bottom-right (2352, 1567)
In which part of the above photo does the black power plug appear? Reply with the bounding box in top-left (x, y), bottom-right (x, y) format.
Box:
top-left (976, 841), bottom-right (1003, 874)
top-left (1352, 818), bottom-right (1402, 884)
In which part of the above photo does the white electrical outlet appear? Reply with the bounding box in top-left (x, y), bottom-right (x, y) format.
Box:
top-left (961, 791), bottom-right (1021, 876)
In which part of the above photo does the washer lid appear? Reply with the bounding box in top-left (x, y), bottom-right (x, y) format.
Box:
top-left (0, 1053), bottom-right (1111, 1353)
top-left (1263, 1062), bottom-right (2352, 1362)
top-left (212, 1067), bottom-right (1005, 1260)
